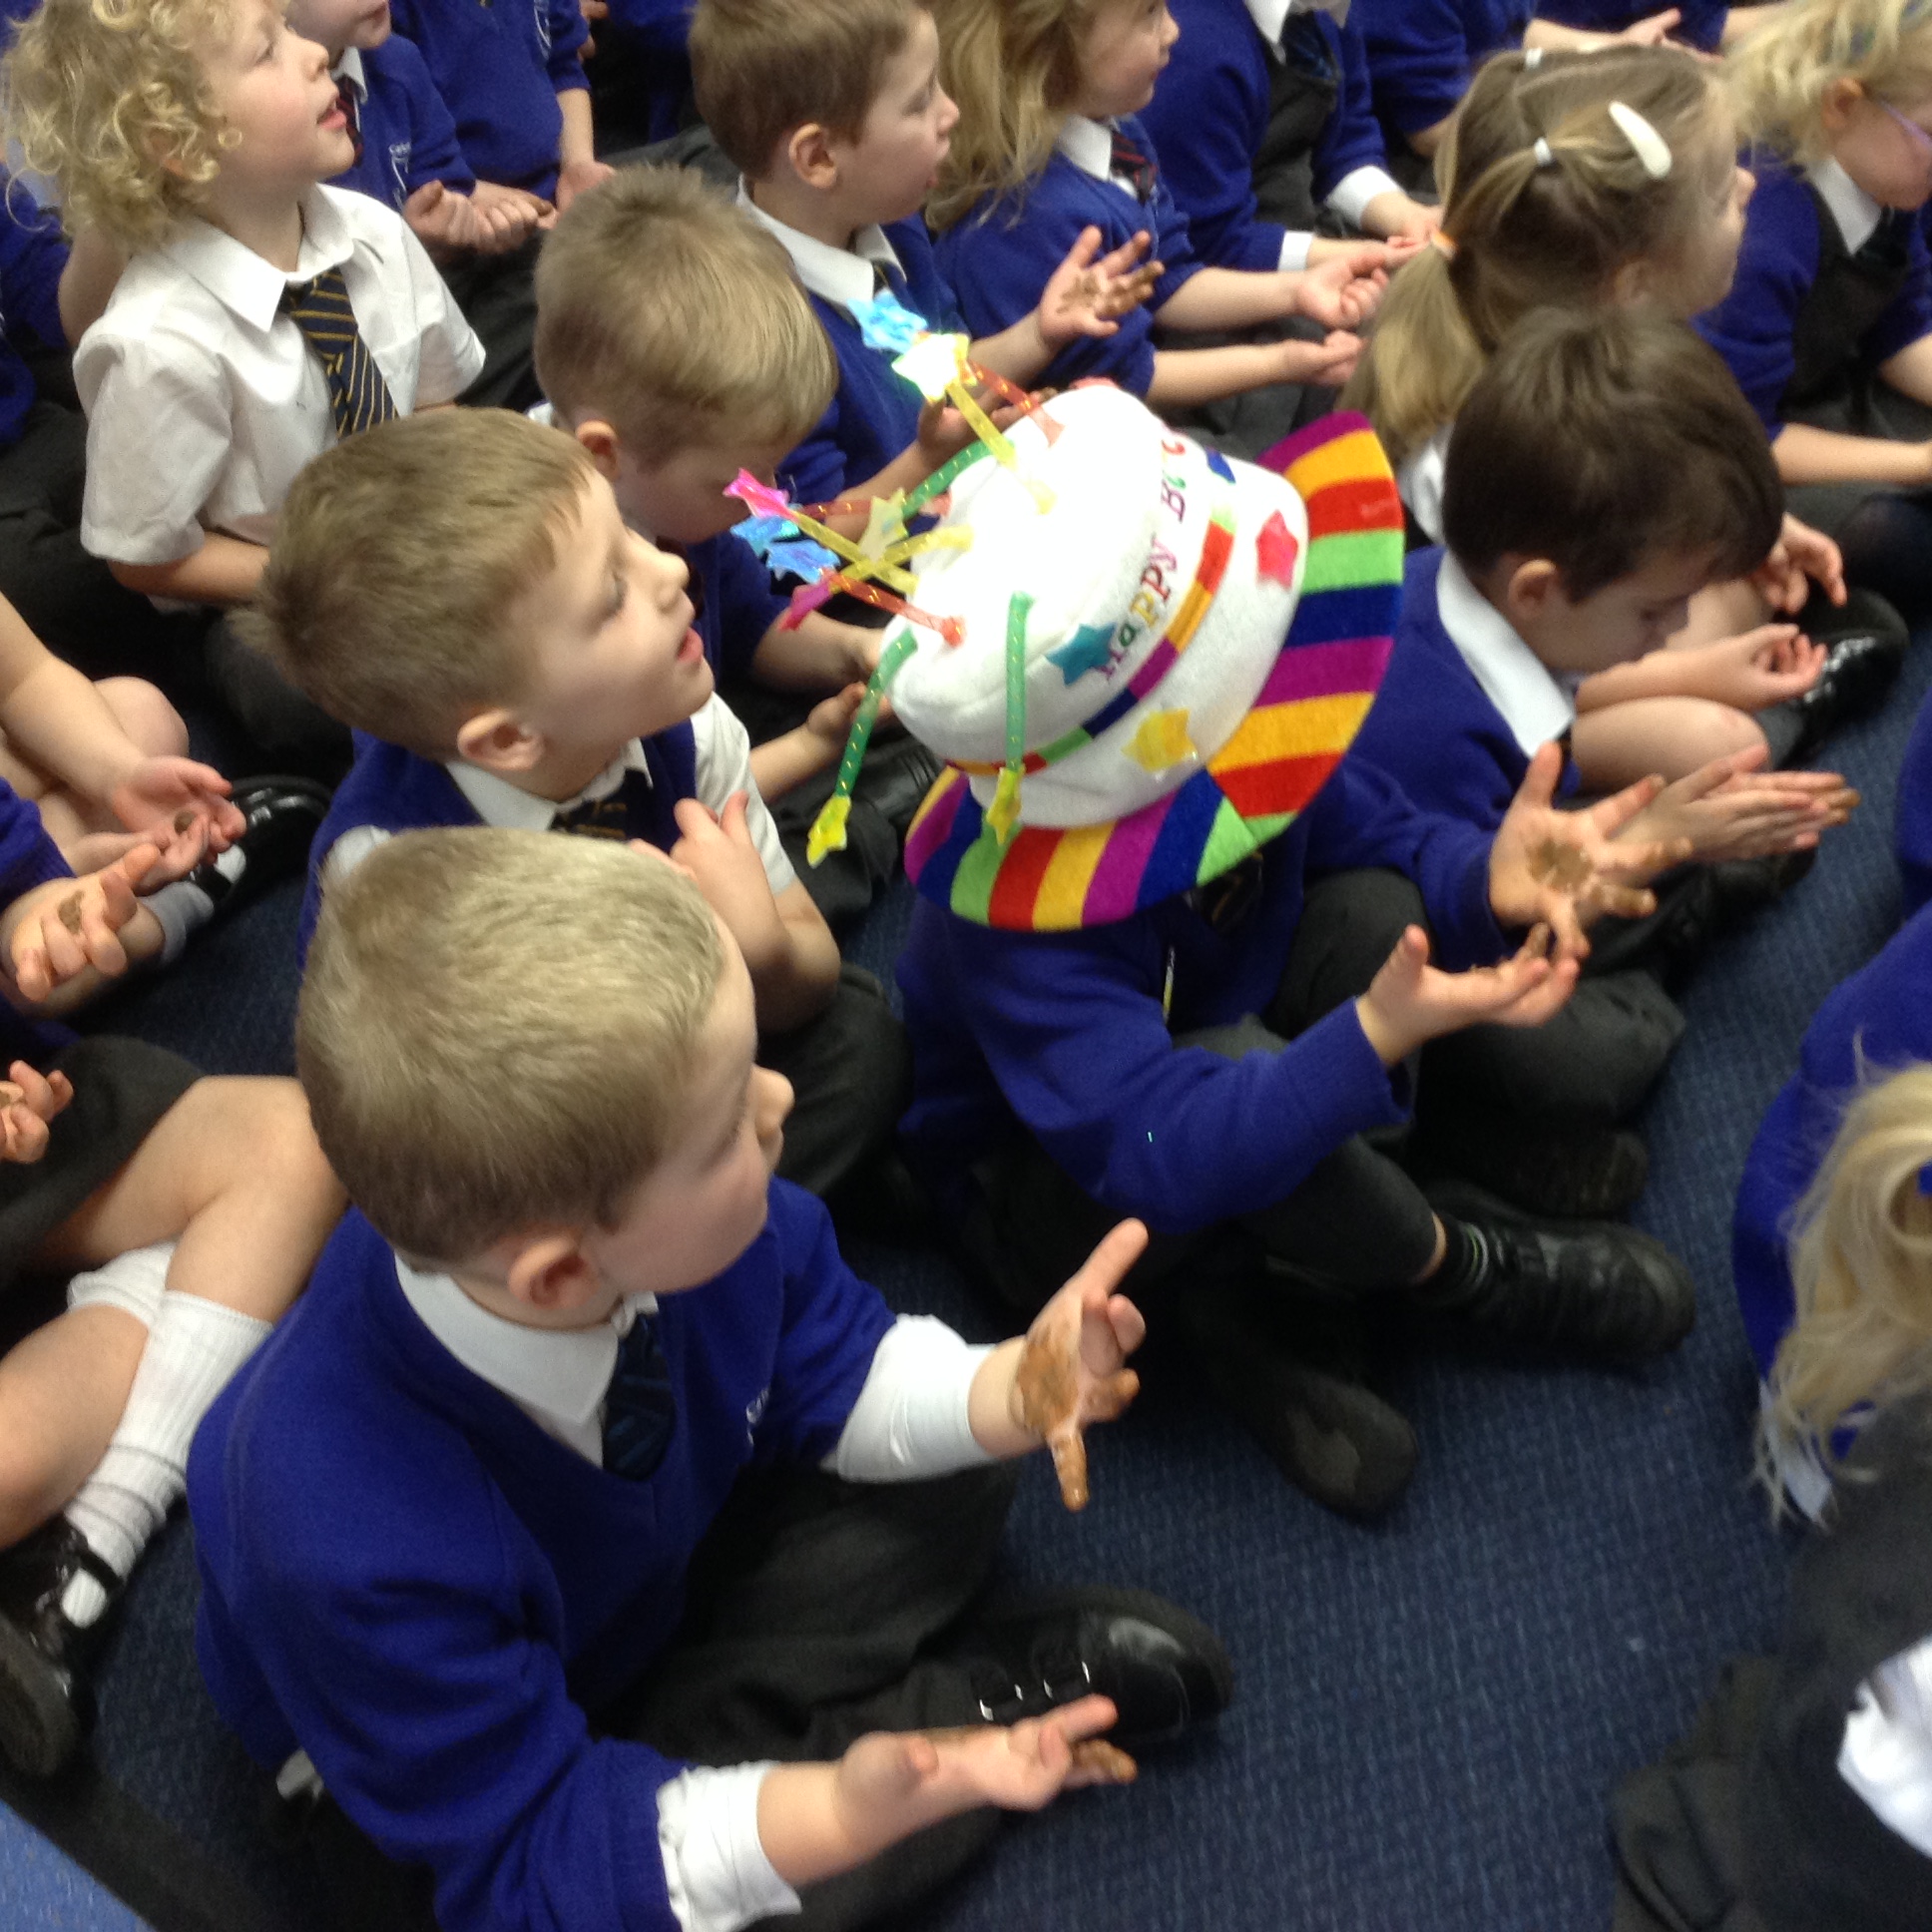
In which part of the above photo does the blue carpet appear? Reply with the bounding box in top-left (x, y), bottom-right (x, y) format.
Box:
top-left (14, 644), bottom-right (1929, 1932)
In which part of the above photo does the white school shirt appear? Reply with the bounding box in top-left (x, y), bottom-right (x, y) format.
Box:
top-left (1243, 0), bottom-right (1400, 270)
top-left (1398, 423), bottom-right (1451, 543)
top-left (1432, 552), bottom-right (1577, 755)
top-left (389, 1251), bottom-right (991, 1932)
top-left (1809, 154), bottom-right (1883, 256)
top-left (735, 185), bottom-right (903, 313)
top-left (75, 183), bottom-right (482, 566)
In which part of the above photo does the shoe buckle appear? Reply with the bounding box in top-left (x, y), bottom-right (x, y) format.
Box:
top-left (976, 1678), bottom-right (1030, 1725)
top-left (1041, 1656), bottom-right (1092, 1705)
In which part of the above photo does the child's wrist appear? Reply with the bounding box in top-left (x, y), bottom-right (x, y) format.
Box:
top-left (1353, 994), bottom-right (1411, 1068)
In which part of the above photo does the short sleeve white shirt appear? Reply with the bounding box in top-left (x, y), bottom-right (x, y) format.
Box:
top-left (75, 184), bottom-right (484, 564)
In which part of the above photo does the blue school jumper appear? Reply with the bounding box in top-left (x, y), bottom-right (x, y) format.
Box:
top-left (297, 723), bottom-right (699, 962)
top-left (1694, 156), bottom-right (1932, 442)
top-left (933, 114), bottom-right (1204, 396)
top-left (778, 220), bottom-right (968, 509)
top-left (1536, 0), bottom-right (1726, 49)
top-left (1732, 901), bottom-right (1932, 1381)
top-left (687, 531), bottom-right (790, 685)
top-left (896, 753), bottom-right (1503, 1236)
top-left (331, 36), bottom-right (475, 214)
top-left (1353, 0), bottom-right (1532, 145)
top-left (0, 184), bottom-right (69, 453)
top-left (1138, 0), bottom-right (1388, 272)
top-left (600, 0), bottom-right (692, 143)
top-left (0, 782), bottom-right (76, 1066)
top-left (386, 0), bottom-right (590, 201)
top-left (1902, 687), bottom-right (1932, 920)
top-left (189, 1194), bottom-right (894, 1932)
top-left (1347, 547), bottom-right (1580, 826)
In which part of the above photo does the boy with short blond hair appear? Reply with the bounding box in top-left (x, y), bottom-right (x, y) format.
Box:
top-left (189, 825), bottom-right (1229, 1932)
top-left (254, 407), bottom-right (906, 1200)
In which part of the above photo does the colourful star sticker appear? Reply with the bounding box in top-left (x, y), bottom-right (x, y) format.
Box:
top-left (849, 288), bottom-right (930, 354)
top-left (1125, 707), bottom-right (1197, 774)
top-left (1255, 510), bottom-right (1300, 589)
top-left (724, 471), bottom-right (791, 521)
top-left (892, 331), bottom-right (969, 400)
top-left (1044, 623), bottom-right (1116, 685)
top-left (856, 492), bottom-right (909, 562)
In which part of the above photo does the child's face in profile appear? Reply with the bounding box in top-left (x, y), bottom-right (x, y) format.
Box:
top-left (511, 473), bottom-right (712, 752)
top-left (1646, 113), bottom-right (1755, 320)
top-left (1072, 0), bottom-right (1179, 123)
top-left (198, 0), bottom-right (354, 194)
top-left (285, 0), bottom-right (392, 56)
top-left (581, 933), bottom-right (793, 1305)
top-left (1825, 81), bottom-right (1932, 213)
top-left (1517, 546), bottom-right (1714, 677)
top-left (824, 7), bottom-right (959, 227)
top-left (609, 432), bottom-right (797, 545)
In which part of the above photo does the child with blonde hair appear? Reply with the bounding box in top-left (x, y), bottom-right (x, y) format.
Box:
top-left (1699, 0), bottom-right (1932, 621)
top-left (927, 0), bottom-right (1394, 411)
top-left (1347, 44), bottom-right (1901, 791)
top-left (0, 0), bottom-right (481, 758)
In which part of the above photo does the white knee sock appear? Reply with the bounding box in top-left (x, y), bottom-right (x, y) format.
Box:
top-left (62, 1287), bottom-right (271, 1626)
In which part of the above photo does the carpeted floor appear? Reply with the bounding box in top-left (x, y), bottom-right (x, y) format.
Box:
top-left (5, 640), bottom-right (1925, 1932)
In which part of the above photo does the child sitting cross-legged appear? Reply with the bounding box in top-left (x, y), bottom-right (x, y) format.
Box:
top-left (189, 825), bottom-right (1231, 1932)
top-left (254, 407), bottom-right (908, 1206)
top-left (855, 382), bottom-right (1699, 1518)
top-left (1348, 307), bottom-right (1858, 1218)
top-left (0, 0), bottom-right (483, 766)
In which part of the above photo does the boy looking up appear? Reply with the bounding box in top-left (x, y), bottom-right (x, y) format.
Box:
top-left (689, 0), bottom-right (1162, 511)
top-left (253, 408), bottom-right (907, 1202)
top-left (0, 0), bottom-right (483, 759)
top-left (1349, 308), bottom-right (1858, 1216)
top-left (190, 827), bottom-right (1230, 1931)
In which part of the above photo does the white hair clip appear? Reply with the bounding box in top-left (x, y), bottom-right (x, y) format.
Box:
top-left (1532, 135), bottom-right (1555, 167)
top-left (1608, 100), bottom-right (1673, 179)
top-left (1523, 46), bottom-right (1545, 69)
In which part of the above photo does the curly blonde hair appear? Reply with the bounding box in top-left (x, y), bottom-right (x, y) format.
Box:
top-left (926, 0), bottom-right (1107, 232)
top-left (1729, 0), bottom-right (1932, 165)
top-left (1, 0), bottom-right (243, 251)
top-left (1758, 1062), bottom-right (1932, 1513)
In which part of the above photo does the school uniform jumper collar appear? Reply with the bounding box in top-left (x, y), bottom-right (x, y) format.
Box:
top-left (1433, 552), bottom-right (1577, 757)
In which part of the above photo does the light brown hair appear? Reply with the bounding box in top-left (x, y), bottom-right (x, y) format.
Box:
top-left (238, 410), bottom-right (596, 760)
top-left (1342, 44), bottom-right (1729, 470)
top-left (1444, 308), bottom-right (1782, 600)
top-left (533, 164), bottom-right (836, 462)
top-left (689, 0), bottom-right (921, 178)
top-left (299, 826), bottom-right (727, 1264)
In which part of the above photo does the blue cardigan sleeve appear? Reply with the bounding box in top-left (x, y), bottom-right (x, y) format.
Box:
top-left (545, 0), bottom-right (591, 95)
top-left (1309, 16), bottom-right (1393, 205)
top-left (1692, 165), bottom-right (1816, 438)
top-left (939, 915), bottom-right (1407, 1234)
top-left (389, 36), bottom-right (475, 196)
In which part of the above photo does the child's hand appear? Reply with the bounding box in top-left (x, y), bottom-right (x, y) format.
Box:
top-left (914, 388), bottom-right (1029, 469)
top-left (555, 156), bottom-right (615, 217)
top-left (1678, 625), bottom-right (1827, 712)
top-left (471, 180), bottom-right (552, 244)
top-left (111, 756), bottom-right (243, 873)
top-left (1306, 236), bottom-right (1410, 273)
top-left (0, 1061), bottom-right (72, 1165)
top-left (1360, 192), bottom-right (1442, 246)
top-left (1272, 330), bottom-right (1362, 389)
top-left (1035, 226), bottom-right (1164, 348)
top-left (1355, 922), bottom-right (1576, 1066)
top-left (670, 793), bottom-right (787, 977)
top-left (1288, 248), bottom-right (1388, 330)
top-left (1753, 514), bottom-right (1845, 615)
top-left (2, 846), bottom-right (159, 1003)
top-left (804, 684), bottom-right (874, 751)
top-left (1011, 1219), bottom-right (1148, 1511)
top-left (1615, 6), bottom-right (1683, 44)
top-left (1617, 745), bottom-right (1858, 862)
top-left (1488, 743), bottom-right (1690, 958)
top-left (832, 1696), bottom-right (1134, 1840)
top-left (401, 181), bottom-right (487, 260)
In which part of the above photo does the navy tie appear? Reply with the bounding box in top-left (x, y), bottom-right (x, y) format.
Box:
top-left (602, 1310), bottom-right (676, 1481)
top-left (281, 266), bottom-right (398, 440)
top-left (1109, 128), bottom-right (1157, 202)
top-left (552, 766), bottom-right (661, 841)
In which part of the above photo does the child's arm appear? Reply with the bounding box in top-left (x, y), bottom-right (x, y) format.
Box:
top-left (1523, 8), bottom-right (1683, 53)
top-left (1146, 332), bottom-right (1360, 409)
top-left (0, 844), bottom-right (166, 1011)
top-left (1154, 250), bottom-right (1390, 336)
top-left (749, 614), bottom-right (882, 695)
top-left (1882, 333), bottom-right (1932, 410)
top-left (554, 86), bottom-right (614, 214)
top-left (669, 794), bottom-right (839, 1032)
top-left (747, 687), bottom-right (865, 804)
top-left (110, 537), bottom-right (268, 610)
top-left (56, 230), bottom-right (125, 345)
top-left (1353, 921), bottom-right (1576, 1067)
top-left (1575, 624), bottom-right (1826, 715)
top-left (1611, 744), bottom-right (1858, 864)
top-left (967, 227), bottom-right (1163, 389)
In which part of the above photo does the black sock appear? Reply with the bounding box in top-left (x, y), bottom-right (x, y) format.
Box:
top-left (1419, 1214), bottom-right (1491, 1304)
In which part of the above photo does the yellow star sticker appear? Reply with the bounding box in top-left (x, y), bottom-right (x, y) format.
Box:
top-left (856, 492), bottom-right (909, 561)
top-left (892, 332), bottom-right (968, 401)
top-left (1125, 708), bottom-right (1197, 774)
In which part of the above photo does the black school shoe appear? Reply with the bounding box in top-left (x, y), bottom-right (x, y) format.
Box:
top-left (185, 774), bottom-right (333, 920)
top-left (0, 1518), bottom-right (123, 1778)
top-left (963, 1588), bottom-right (1233, 1749)
top-left (1418, 1181), bottom-right (1695, 1366)
top-left (1786, 587), bottom-right (1908, 762)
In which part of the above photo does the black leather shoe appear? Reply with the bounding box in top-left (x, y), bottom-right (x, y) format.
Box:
top-left (186, 774), bottom-right (333, 919)
top-left (1785, 589), bottom-right (1907, 762)
top-left (964, 1588), bottom-right (1232, 1749)
top-left (0, 1519), bottom-right (122, 1777)
top-left (1419, 1181), bottom-right (1695, 1365)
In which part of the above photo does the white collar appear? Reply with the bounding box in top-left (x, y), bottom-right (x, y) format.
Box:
top-left (735, 181), bottom-right (903, 312)
top-left (1434, 553), bottom-right (1577, 757)
top-left (1057, 116), bottom-right (1118, 182)
top-left (330, 45), bottom-right (365, 104)
top-left (394, 1251), bottom-right (658, 1442)
top-left (162, 185), bottom-right (357, 332)
top-left (1246, 0), bottom-right (1348, 41)
top-left (446, 738), bottom-right (654, 831)
top-left (1809, 156), bottom-right (1883, 256)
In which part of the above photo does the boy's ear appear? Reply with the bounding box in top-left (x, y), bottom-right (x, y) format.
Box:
top-left (455, 707), bottom-right (547, 775)
top-left (783, 122), bottom-right (841, 193)
top-left (1819, 78), bottom-right (1864, 135)
top-left (1500, 557), bottom-right (1566, 627)
top-left (503, 1230), bottom-right (601, 1313)
top-left (571, 417), bottom-right (624, 483)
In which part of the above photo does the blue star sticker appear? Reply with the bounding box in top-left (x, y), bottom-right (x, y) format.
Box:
top-left (1044, 623), bottom-right (1117, 685)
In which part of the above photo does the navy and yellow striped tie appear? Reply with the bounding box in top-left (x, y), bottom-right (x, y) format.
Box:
top-left (281, 265), bottom-right (398, 440)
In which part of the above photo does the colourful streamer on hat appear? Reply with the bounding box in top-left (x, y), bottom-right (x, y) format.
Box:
top-left (805, 626), bottom-right (920, 864)
top-left (985, 592), bottom-right (1032, 846)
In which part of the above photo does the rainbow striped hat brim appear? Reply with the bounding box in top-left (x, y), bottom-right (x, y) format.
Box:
top-left (903, 413), bottom-right (1403, 932)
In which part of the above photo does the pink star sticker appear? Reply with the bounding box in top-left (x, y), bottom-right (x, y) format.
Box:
top-left (1255, 510), bottom-right (1300, 589)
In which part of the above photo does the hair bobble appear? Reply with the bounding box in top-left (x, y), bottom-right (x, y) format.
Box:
top-left (1608, 100), bottom-right (1673, 180)
top-left (1428, 229), bottom-right (1457, 259)
top-left (1532, 135), bottom-right (1555, 167)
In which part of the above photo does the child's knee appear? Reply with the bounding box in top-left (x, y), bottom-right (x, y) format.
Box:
top-left (97, 677), bottom-right (189, 757)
